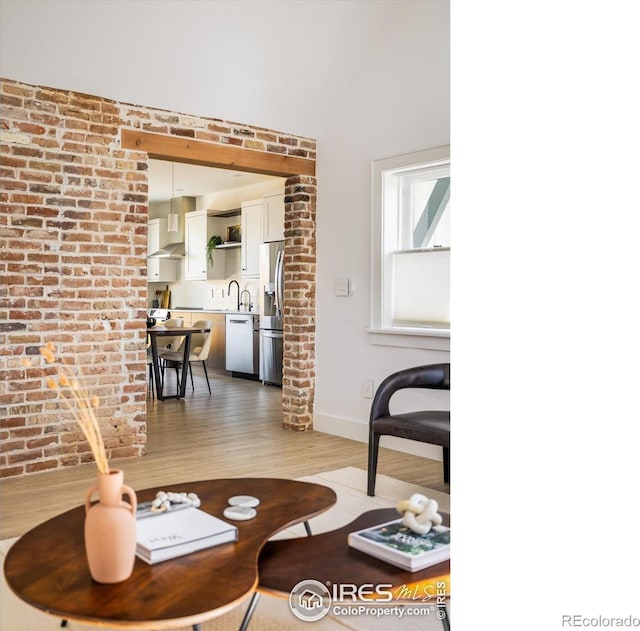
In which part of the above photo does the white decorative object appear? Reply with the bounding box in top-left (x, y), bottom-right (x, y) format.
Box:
top-left (396, 493), bottom-right (443, 535)
top-left (150, 491), bottom-right (201, 513)
top-left (228, 495), bottom-right (260, 508)
top-left (223, 506), bottom-right (257, 521)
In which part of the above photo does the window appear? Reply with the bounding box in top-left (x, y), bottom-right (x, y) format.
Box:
top-left (370, 146), bottom-right (450, 346)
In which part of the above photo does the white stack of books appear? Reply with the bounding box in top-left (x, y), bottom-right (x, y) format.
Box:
top-left (136, 507), bottom-right (238, 564)
top-left (348, 519), bottom-right (450, 572)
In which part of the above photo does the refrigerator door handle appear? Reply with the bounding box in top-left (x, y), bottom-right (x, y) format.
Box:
top-left (274, 249), bottom-right (284, 319)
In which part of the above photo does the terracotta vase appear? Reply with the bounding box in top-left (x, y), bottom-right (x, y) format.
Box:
top-left (84, 469), bottom-right (137, 583)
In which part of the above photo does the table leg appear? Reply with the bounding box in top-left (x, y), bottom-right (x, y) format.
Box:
top-left (149, 334), bottom-right (165, 401)
top-left (238, 592), bottom-right (260, 631)
top-left (238, 520), bottom-right (311, 631)
top-left (178, 334), bottom-right (192, 399)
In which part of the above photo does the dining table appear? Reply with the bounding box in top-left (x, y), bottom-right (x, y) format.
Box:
top-left (146, 324), bottom-right (211, 401)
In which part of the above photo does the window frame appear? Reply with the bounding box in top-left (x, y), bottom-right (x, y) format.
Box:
top-left (369, 145), bottom-right (451, 350)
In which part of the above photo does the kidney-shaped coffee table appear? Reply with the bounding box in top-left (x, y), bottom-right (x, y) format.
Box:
top-left (256, 507), bottom-right (451, 629)
top-left (3, 478), bottom-right (336, 630)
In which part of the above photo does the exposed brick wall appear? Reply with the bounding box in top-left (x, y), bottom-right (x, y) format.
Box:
top-left (282, 176), bottom-right (317, 430)
top-left (1, 78), bottom-right (317, 478)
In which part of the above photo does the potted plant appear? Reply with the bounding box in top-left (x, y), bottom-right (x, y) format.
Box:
top-left (206, 235), bottom-right (223, 267)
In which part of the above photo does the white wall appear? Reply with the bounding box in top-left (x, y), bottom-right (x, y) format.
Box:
top-left (312, 2), bottom-right (450, 455)
top-left (0, 0), bottom-right (450, 457)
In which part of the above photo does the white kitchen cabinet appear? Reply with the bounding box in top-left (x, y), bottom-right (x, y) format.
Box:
top-left (262, 193), bottom-right (285, 243)
top-left (147, 218), bottom-right (178, 282)
top-left (241, 199), bottom-right (262, 278)
top-left (184, 210), bottom-right (227, 281)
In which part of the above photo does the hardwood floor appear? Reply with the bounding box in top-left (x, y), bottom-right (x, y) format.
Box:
top-left (0, 370), bottom-right (449, 539)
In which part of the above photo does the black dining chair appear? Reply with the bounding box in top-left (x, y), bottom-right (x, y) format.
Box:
top-left (367, 363), bottom-right (450, 496)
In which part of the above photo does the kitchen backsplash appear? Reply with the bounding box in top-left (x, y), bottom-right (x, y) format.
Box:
top-left (149, 249), bottom-right (260, 312)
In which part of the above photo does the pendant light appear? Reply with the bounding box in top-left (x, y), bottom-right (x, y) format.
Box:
top-left (167, 163), bottom-right (179, 232)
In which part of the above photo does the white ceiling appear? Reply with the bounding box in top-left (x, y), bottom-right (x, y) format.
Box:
top-left (147, 160), bottom-right (279, 202)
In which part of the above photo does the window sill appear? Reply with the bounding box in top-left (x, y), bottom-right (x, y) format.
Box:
top-left (366, 327), bottom-right (450, 351)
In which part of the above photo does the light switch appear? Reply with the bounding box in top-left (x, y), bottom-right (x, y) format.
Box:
top-left (335, 278), bottom-right (351, 297)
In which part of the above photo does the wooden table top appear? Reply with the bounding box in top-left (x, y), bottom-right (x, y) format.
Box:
top-left (146, 325), bottom-right (210, 335)
top-left (258, 507), bottom-right (451, 600)
top-left (4, 478), bottom-right (336, 630)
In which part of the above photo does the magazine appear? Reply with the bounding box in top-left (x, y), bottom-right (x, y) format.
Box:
top-left (136, 506), bottom-right (238, 564)
top-left (348, 519), bottom-right (450, 571)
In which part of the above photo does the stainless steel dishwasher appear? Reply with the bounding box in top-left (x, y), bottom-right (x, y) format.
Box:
top-left (225, 314), bottom-right (259, 376)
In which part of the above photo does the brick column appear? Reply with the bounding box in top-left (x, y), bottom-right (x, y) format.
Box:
top-left (281, 176), bottom-right (317, 430)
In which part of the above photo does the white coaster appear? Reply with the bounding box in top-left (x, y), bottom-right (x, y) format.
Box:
top-left (224, 506), bottom-right (257, 521)
top-left (228, 495), bottom-right (260, 508)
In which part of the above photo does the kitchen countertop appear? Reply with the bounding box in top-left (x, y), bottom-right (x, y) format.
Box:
top-left (168, 308), bottom-right (260, 316)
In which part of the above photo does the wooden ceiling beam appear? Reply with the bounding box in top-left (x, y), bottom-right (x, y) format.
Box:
top-left (121, 129), bottom-right (315, 177)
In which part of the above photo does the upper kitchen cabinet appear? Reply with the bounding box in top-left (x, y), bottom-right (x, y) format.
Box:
top-left (241, 199), bottom-right (262, 278)
top-left (184, 209), bottom-right (227, 280)
top-left (147, 218), bottom-right (178, 282)
top-left (263, 193), bottom-right (285, 243)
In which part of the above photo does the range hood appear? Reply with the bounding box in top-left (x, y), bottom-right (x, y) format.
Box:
top-left (148, 196), bottom-right (195, 258)
top-left (148, 242), bottom-right (185, 259)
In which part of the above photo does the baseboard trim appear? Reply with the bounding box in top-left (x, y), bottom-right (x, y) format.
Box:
top-left (313, 413), bottom-right (443, 461)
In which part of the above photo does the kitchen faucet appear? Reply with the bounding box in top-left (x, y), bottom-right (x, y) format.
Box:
top-left (240, 289), bottom-right (252, 311)
top-left (228, 280), bottom-right (240, 311)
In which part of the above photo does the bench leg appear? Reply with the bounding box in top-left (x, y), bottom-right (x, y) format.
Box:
top-left (367, 432), bottom-right (381, 496)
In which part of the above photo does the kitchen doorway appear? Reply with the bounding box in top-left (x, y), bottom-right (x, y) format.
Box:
top-left (126, 130), bottom-right (317, 430)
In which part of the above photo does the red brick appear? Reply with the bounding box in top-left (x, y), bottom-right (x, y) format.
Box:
top-left (27, 436), bottom-right (58, 449)
top-left (0, 465), bottom-right (25, 478)
top-left (26, 460), bottom-right (58, 473)
top-left (0, 93), bottom-right (22, 107)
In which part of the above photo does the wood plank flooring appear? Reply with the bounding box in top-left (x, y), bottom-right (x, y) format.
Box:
top-left (0, 370), bottom-right (449, 539)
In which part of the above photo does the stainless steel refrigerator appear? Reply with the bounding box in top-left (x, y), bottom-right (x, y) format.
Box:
top-left (259, 241), bottom-right (284, 385)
